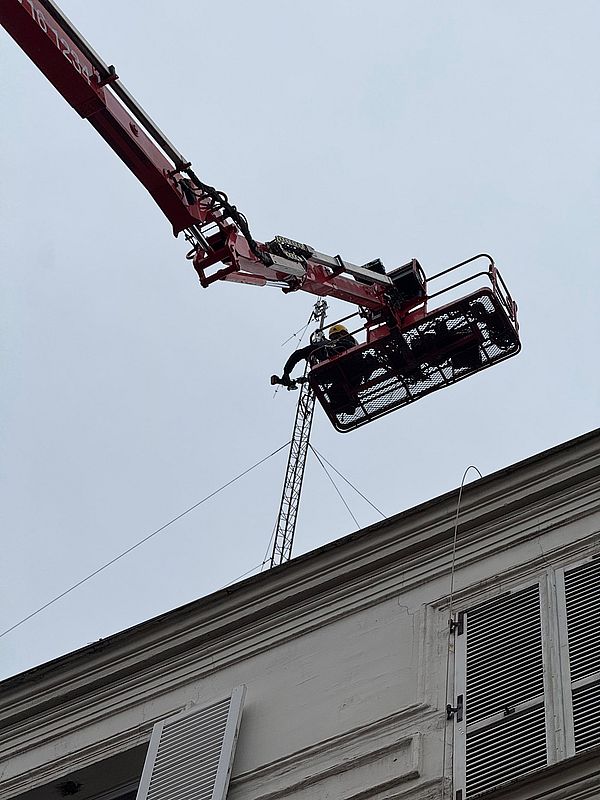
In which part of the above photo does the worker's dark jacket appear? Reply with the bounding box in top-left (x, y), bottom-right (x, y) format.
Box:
top-left (282, 334), bottom-right (358, 380)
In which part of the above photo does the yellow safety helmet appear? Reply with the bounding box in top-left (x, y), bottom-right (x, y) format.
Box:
top-left (328, 323), bottom-right (349, 338)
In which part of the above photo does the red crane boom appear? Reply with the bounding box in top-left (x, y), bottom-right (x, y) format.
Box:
top-left (1, 0), bottom-right (521, 434)
top-left (1, 0), bottom-right (390, 308)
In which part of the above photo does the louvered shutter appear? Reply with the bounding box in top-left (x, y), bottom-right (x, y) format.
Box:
top-left (455, 584), bottom-right (548, 798)
top-left (562, 558), bottom-right (600, 754)
top-left (136, 685), bottom-right (246, 800)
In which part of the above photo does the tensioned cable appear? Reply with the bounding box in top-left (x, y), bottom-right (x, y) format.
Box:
top-left (219, 446), bottom-right (375, 583)
top-left (209, 517), bottom-right (280, 586)
top-left (310, 446), bottom-right (360, 528)
top-left (280, 316), bottom-right (313, 348)
top-left (440, 465), bottom-right (484, 799)
top-left (0, 442), bottom-right (290, 640)
top-left (223, 561), bottom-right (266, 587)
top-left (309, 446), bottom-right (386, 518)
top-left (260, 522), bottom-right (278, 572)
top-left (223, 441), bottom-right (386, 587)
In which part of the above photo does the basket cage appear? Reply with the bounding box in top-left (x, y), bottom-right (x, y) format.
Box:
top-left (308, 258), bottom-right (520, 432)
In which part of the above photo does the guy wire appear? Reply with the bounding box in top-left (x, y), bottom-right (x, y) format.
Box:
top-left (1, 441), bottom-right (291, 640)
top-left (310, 446), bottom-right (360, 528)
top-left (310, 446), bottom-right (386, 518)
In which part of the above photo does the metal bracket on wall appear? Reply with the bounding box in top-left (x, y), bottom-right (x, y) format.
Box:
top-left (446, 695), bottom-right (464, 722)
top-left (450, 611), bottom-right (465, 635)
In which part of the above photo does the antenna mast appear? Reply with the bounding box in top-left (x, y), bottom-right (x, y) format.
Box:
top-left (270, 300), bottom-right (328, 567)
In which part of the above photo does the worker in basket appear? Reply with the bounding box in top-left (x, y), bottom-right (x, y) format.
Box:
top-left (271, 323), bottom-right (358, 389)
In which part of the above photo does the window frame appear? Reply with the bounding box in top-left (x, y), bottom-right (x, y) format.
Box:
top-left (452, 555), bottom-right (600, 799)
top-left (555, 555), bottom-right (600, 758)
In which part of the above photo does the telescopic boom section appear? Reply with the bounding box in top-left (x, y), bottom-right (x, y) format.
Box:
top-left (2, 0), bottom-right (201, 234)
top-left (1, 0), bottom-right (394, 313)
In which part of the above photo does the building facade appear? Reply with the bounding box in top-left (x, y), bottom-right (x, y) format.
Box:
top-left (2, 429), bottom-right (600, 800)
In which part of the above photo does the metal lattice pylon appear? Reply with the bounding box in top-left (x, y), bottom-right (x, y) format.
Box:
top-left (269, 369), bottom-right (316, 567)
top-left (270, 300), bottom-right (327, 567)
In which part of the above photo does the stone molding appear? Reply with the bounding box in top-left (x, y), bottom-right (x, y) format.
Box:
top-left (229, 704), bottom-right (428, 800)
top-left (0, 703), bottom-right (431, 799)
top-left (436, 528), bottom-right (600, 612)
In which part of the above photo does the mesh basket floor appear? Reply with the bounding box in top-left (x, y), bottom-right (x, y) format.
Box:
top-left (309, 290), bottom-right (520, 432)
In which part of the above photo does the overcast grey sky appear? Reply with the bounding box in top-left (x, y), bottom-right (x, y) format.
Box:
top-left (1, 1), bottom-right (599, 679)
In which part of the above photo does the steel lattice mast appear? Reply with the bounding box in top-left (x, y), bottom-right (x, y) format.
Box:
top-left (270, 301), bottom-right (327, 567)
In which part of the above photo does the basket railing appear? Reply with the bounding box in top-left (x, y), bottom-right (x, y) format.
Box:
top-left (425, 253), bottom-right (518, 328)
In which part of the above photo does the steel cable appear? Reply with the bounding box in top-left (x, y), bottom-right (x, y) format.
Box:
top-left (441, 465), bottom-right (484, 799)
top-left (310, 446), bottom-right (360, 528)
top-left (309, 446), bottom-right (386, 518)
top-left (0, 442), bottom-right (290, 640)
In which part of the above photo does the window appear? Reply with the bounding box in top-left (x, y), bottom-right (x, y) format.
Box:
top-left (452, 557), bottom-right (600, 799)
top-left (136, 685), bottom-right (246, 800)
top-left (560, 558), bottom-right (600, 754)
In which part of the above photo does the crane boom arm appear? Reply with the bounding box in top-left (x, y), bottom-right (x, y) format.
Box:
top-left (1, 0), bottom-right (396, 313)
top-left (2, 0), bottom-right (522, 440)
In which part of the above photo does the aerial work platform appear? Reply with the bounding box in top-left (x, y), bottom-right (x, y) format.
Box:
top-left (308, 255), bottom-right (520, 432)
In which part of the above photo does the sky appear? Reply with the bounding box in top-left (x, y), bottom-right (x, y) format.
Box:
top-left (1, 0), bottom-right (599, 679)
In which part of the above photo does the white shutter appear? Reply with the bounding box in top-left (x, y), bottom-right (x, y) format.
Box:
top-left (562, 557), bottom-right (600, 753)
top-left (456, 584), bottom-right (548, 798)
top-left (136, 685), bottom-right (246, 800)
